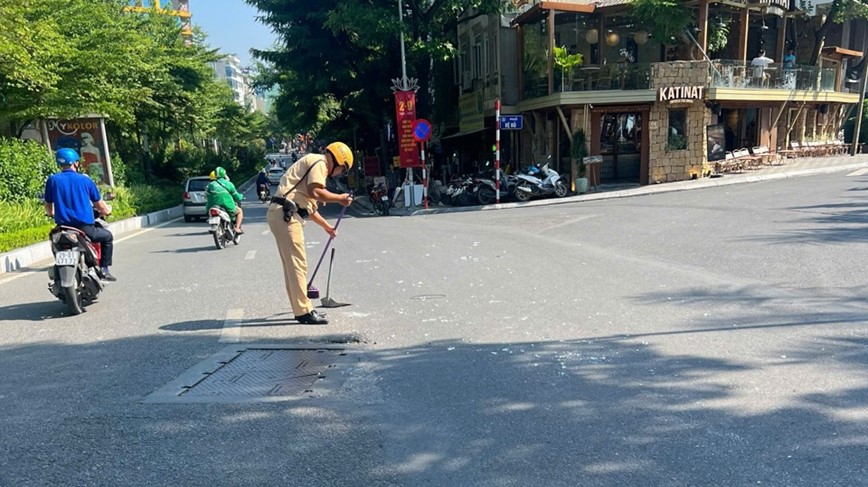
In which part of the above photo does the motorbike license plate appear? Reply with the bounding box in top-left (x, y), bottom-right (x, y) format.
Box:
top-left (208, 217), bottom-right (220, 225)
top-left (55, 250), bottom-right (79, 266)
top-left (380, 196), bottom-right (389, 201)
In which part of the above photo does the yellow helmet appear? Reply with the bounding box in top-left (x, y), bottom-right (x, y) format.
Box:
top-left (325, 142), bottom-right (353, 170)
top-left (209, 170), bottom-right (216, 181)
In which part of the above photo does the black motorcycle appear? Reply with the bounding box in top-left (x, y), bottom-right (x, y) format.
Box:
top-left (258, 183), bottom-right (271, 203)
top-left (47, 215), bottom-right (108, 315)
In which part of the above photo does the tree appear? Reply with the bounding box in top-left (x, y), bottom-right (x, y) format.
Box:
top-left (0, 0), bottom-right (155, 132)
top-left (805, 0), bottom-right (868, 66)
top-left (246, 0), bottom-right (502, 151)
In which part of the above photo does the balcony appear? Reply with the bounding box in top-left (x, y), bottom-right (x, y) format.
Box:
top-left (709, 61), bottom-right (837, 92)
top-left (520, 60), bottom-right (859, 109)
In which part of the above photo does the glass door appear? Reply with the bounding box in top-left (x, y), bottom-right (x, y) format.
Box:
top-left (600, 113), bottom-right (642, 182)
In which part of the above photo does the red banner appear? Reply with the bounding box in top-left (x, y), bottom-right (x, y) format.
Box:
top-left (394, 91), bottom-right (420, 168)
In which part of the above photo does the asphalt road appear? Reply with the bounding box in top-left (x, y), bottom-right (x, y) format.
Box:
top-left (1, 170), bottom-right (867, 486)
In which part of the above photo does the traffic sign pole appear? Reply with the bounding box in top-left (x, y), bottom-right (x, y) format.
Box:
top-left (421, 142), bottom-right (428, 209)
top-left (410, 118), bottom-right (433, 211)
top-left (495, 98), bottom-right (501, 205)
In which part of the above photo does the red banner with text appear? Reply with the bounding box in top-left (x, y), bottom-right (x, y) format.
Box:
top-left (394, 91), bottom-right (420, 168)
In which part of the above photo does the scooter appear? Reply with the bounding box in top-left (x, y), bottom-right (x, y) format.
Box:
top-left (368, 182), bottom-right (390, 216)
top-left (514, 163), bottom-right (568, 202)
top-left (208, 206), bottom-right (241, 249)
top-left (258, 183), bottom-right (270, 203)
top-left (47, 209), bottom-right (109, 315)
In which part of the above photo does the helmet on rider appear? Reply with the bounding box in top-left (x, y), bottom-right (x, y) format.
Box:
top-left (325, 142), bottom-right (353, 171)
top-left (215, 166), bottom-right (228, 180)
top-left (260, 168), bottom-right (267, 174)
top-left (209, 171), bottom-right (216, 181)
top-left (55, 148), bottom-right (80, 166)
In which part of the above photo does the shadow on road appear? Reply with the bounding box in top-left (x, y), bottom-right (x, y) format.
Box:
top-left (1, 318), bottom-right (867, 485)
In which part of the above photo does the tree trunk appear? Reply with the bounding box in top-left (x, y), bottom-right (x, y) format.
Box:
top-left (810, 4), bottom-right (841, 66)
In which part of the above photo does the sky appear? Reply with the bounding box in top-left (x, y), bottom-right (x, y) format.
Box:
top-left (191, 1), bottom-right (277, 67)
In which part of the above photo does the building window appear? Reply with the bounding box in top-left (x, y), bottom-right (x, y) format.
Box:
top-left (667, 109), bottom-right (687, 151)
top-left (473, 35), bottom-right (482, 79)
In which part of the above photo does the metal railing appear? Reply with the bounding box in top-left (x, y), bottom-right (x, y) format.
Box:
top-left (709, 61), bottom-right (837, 92)
top-left (557, 63), bottom-right (652, 93)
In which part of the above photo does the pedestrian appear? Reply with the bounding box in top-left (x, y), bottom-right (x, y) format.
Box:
top-left (783, 49), bottom-right (796, 69)
top-left (43, 148), bottom-right (117, 281)
top-left (267, 142), bottom-right (354, 324)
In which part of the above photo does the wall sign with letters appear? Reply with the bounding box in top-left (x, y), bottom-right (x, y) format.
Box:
top-left (658, 86), bottom-right (705, 103)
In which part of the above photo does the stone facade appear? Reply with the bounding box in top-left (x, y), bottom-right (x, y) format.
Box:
top-left (648, 61), bottom-right (711, 184)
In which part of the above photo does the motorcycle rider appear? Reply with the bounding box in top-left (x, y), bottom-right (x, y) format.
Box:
top-left (205, 166), bottom-right (244, 234)
top-left (267, 141), bottom-right (353, 325)
top-left (43, 148), bottom-right (117, 281)
top-left (256, 169), bottom-right (270, 198)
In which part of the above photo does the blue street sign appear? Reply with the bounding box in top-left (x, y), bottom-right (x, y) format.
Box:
top-left (499, 115), bottom-right (523, 130)
top-left (412, 119), bottom-right (432, 142)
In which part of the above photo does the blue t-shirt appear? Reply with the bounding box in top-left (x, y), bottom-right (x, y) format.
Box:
top-left (44, 169), bottom-right (101, 226)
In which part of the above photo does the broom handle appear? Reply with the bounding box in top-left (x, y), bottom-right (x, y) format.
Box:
top-left (307, 194), bottom-right (351, 287)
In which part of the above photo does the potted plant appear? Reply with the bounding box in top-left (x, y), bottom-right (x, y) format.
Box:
top-left (554, 46), bottom-right (584, 92)
top-left (571, 129), bottom-right (590, 194)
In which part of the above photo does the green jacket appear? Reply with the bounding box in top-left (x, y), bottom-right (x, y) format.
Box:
top-left (205, 178), bottom-right (243, 212)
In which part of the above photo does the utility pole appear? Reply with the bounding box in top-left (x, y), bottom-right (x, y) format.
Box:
top-left (852, 63), bottom-right (867, 156)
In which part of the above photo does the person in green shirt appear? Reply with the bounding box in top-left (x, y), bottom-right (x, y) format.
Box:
top-left (205, 166), bottom-right (245, 234)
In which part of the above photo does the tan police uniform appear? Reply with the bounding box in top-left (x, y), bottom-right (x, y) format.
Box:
top-left (267, 154), bottom-right (329, 317)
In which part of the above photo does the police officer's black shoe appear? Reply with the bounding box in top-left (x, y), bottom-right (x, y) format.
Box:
top-left (295, 310), bottom-right (328, 324)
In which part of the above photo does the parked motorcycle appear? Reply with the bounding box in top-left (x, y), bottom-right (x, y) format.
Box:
top-left (258, 183), bottom-right (270, 203)
top-left (368, 182), bottom-right (390, 216)
top-left (47, 211), bottom-right (109, 315)
top-left (476, 172), bottom-right (517, 205)
top-left (514, 163), bottom-right (568, 202)
top-left (208, 206), bottom-right (241, 249)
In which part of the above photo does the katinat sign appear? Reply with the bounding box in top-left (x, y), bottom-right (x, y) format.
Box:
top-left (747, 0), bottom-right (787, 15)
top-left (658, 86), bottom-right (705, 103)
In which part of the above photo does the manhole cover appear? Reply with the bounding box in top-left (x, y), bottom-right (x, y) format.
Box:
top-left (144, 344), bottom-right (354, 404)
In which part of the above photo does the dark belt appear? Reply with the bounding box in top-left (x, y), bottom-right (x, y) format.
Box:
top-left (270, 197), bottom-right (309, 219)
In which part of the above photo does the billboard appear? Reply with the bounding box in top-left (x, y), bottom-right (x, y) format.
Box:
top-left (46, 117), bottom-right (114, 186)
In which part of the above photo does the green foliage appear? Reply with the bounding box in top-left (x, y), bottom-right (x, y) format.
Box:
top-left (707, 16), bottom-right (731, 54)
top-left (0, 138), bottom-right (55, 202)
top-left (844, 102), bottom-right (868, 145)
top-left (0, 224), bottom-right (55, 253)
top-left (629, 0), bottom-right (693, 45)
top-left (246, 0), bottom-right (502, 143)
top-left (0, 200), bottom-right (50, 234)
top-left (571, 129), bottom-right (589, 178)
top-left (667, 133), bottom-right (688, 151)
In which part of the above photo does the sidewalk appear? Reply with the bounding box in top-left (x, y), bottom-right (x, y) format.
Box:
top-left (386, 154), bottom-right (868, 216)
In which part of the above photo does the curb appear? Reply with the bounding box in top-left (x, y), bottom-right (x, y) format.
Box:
top-left (390, 161), bottom-right (868, 217)
top-left (1, 205), bottom-right (183, 275)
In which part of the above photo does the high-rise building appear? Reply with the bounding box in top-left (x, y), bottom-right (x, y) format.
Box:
top-left (211, 56), bottom-right (258, 112)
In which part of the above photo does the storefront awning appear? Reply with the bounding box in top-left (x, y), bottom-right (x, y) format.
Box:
top-left (821, 46), bottom-right (864, 61)
top-left (440, 128), bottom-right (487, 140)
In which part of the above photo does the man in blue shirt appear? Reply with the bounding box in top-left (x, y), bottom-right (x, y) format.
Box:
top-left (44, 148), bottom-right (117, 281)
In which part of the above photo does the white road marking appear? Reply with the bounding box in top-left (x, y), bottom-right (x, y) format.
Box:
top-left (116, 216), bottom-right (184, 243)
top-left (1, 216), bottom-right (183, 286)
top-left (219, 308), bottom-right (244, 343)
top-left (261, 230), bottom-right (270, 236)
top-left (244, 250), bottom-right (257, 260)
top-left (847, 168), bottom-right (868, 177)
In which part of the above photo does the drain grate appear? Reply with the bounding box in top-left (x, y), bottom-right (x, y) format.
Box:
top-left (144, 344), bottom-right (352, 404)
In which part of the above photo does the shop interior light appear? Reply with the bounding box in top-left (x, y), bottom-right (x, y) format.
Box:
top-left (586, 28), bottom-right (599, 45)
